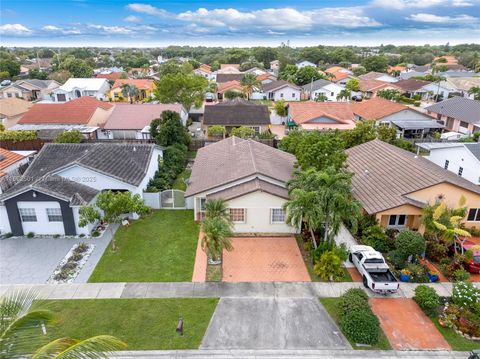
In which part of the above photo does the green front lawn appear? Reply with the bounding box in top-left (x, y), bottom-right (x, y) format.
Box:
top-left (89, 210), bottom-right (199, 282)
top-left (39, 298), bottom-right (218, 350)
top-left (320, 298), bottom-right (392, 350)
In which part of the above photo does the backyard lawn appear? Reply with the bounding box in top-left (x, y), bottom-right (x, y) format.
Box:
top-left (39, 298), bottom-right (218, 350)
top-left (320, 298), bottom-right (392, 350)
top-left (89, 210), bottom-right (199, 282)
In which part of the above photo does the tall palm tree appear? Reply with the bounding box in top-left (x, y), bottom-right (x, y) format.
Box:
top-left (201, 217), bottom-right (233, 264)
top-left (121, 84), bottom-right (140, 104)
top-left (0, 290), bottom-right (126, 359)
top-left (204, 198), bottom-right (232, 226)
top-left (240, 73), bottom-right (260, 100)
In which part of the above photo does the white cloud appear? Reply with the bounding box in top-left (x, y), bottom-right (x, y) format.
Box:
top-left (42, 25), bottom-right (61, 31)
top-left (0, 23), bottom-right (32, 35)
top-left (407, 13), bottom-right (477, 22)
top-left (124, 15), bottom-right (142, 22)
top-left (370, 0), bottom-right (476, 9)
top-left (87, 24), bottom-right (134, 34)
top-left (126, 3), bottom-right (168, 16)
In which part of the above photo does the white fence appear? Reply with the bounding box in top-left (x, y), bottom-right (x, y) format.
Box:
top-left (143, 189), bottom-right (186, 209)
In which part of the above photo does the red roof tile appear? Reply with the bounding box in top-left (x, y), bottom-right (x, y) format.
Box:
top-left (96, 72), bottom-right (123, 81)
top-left (111, 79), bottom-right (154, 90)
top-left (0, 148), bottom-right (25, 177)
top-left (352, 97), bottom-right (407, 119)
top-left (289, 102), bottom-right (355, 125)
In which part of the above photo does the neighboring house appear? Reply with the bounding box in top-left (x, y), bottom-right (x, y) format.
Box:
top-left (216, 81), bottom-right (245, 101)
top-left (0, 79), bottom-right (60, 101)
top-left (203, 98), bottom-right (270, 135)
top-left (256, 73), bottom-right (277, 85)
top-left (352, 97), bottom-right (443, 138)
top-left (358, 79), bottom-right (400, 99)
top-left (52, 78), bottom-right (110, 102)
top-left (95, 72), bottom-right (124, 81)
top-left (0, 98), bottom-right (33, 129)
top-left (416, 142), bottom-right (480, 185)
top-left (425, 97), bottom-right (480, 134)
top-left (13, 97), bottom-right (114, 138)
top-left (194, 64), bottom-right (215, 80)
top-left (259, 80), bottom-right (301, 101)
top-left (302, 79), bottom-right (343, 101)
top-left (270, 60), bottom-right (280, 72)
top-left (359, 72), bottom-right (398, 83)
top-left (287, 102), bottom-right (356, 131)
top-left (399, 70), bottom-right (429, 80)
top-left (388, 65), bottom-right (406, 74)
top-left (394, 79), bottom-right (431, 98)
top-left (216, 73), bottom-right (245, 83)
top-left (445, 77), bottom-right (480, 99)
top-left (346, 139), bottom-right (480, 232)
top-left (244, 67), bottom-right (267, 76)
top-left (325, 69), bottom-right (355, 86)
top-left (109, 79), bottom-right (156, 102)
top-left (185, 136), bottom-right (296, 234)
top-left (420, 81), bottom-right (458, 101)
top-left (0, 148), bottom-right (30, 183)
top-left (296, 60), bottom-right (317, 68)
top-left (0, 143), bottom-right (162, 236)
top-left (100, 103), bottom-right (188, 140)
top-left (128, 67), bottom-right (149, 78)
top-left (219, 64), bottom-right (241, 71)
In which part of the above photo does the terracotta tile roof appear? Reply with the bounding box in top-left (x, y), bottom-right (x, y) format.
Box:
top-left (217, 80), bottom-right (243, 93)
top-left (111, 79), bottom-right (154, 90)
top-left (256, 73), bottom-right (276, 81)
top-left (358, 79), bottom-right (398, 92)
top-left (18, 97), bottom-right (113, 125)
top-left (198, 64), bottom-right (212, 73)
top-left (359, 72), bottom-right (391, 81)
top-left (0, 148), bottom-right (25, 177)
top-left (0, 98), bottom-right (33, 117)
top-left (288, 101), bottom-right (355, 125)
top-left (388, 65), bottom-right (406, 73)
top-left (185, 136), bottom-right (295, 197)
top-left (329, 72), bottom-right (351, 82)
top-left (96, 72), bottom-right (123, 81)
top-left (220, 64), bottom-right (240, 70)
top-left (351, 97), bottom-right (406, 120)
top-left (103, 103), bottom-right (184, 130)
top-left (346, 139), bottom-right (480, 214)
top-left (394, 79), bottom-right (430, 92)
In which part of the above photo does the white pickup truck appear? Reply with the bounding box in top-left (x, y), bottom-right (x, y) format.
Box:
top-left (349, 245), bottom-right (399, 295)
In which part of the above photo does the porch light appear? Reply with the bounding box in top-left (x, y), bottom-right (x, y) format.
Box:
top-left (32, 191), bottom-right (37, 198)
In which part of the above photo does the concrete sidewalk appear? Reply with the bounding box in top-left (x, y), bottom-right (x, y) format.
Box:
top-left (110, 349), bottom-right (469, 358)
top-left (0, 281), bottom-right (455, 300)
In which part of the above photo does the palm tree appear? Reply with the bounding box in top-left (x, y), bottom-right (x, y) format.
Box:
top-left (0, 290), bottom-right (127, 359)
top-left (240, 73), bottom-right (260, 100)
top-left (201, 217), bottom-right (233, 264)
top-left (336, 89), bottom-right (351, 102)
top-left (204, 198), bottom-right (232, 225)
top-left (121, 84), bottom-right (140, 104)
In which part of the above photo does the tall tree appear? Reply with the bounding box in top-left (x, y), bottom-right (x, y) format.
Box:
top-left (361, 55), bottom-right (389, 72)
top-left (154, 73), bottom-right (208, 111)
top-left (121, 84), bottom-right (140, 104)
top-left (240, 73), bottom-right (260, 99)
top-left (150, 110), bottom-right (190, 147)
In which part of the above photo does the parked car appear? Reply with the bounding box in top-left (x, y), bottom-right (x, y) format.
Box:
top-left (0, 79), bottom-right (11, 86)
top-left (459, 240), bottom-right (480, 274)
top-left (349, 245), bottom-right (399, 295)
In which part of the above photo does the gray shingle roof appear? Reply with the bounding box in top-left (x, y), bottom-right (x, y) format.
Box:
top-left (206, 178), bottom-right (289, 201)
top-left (301, 79), bottom-right (333, 92)
top-left (203, 99), bottom-right (270, 126)
top-left (262, 80), bottom-right (300, 92)
top-left (465, 143), bottom-right (480, 161)
top-left (216, 73), bottom-right (244, 83)
top-left (185, 137), bottom-right (295, 197)
top-left (346, 139), bottom-right (480, 214)
top-left (425, 97), bottom-right (480, 125)
top-left (0, 143), bottom-right (159, 205)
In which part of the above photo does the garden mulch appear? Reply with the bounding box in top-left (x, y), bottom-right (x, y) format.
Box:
top-left (370, 298), bottom-right (450, 351)
top-left (421, 259), bottom-right (449, 283)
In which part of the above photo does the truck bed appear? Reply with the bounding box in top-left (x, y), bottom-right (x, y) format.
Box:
top-left (368, 270), bottom-right (397, 283)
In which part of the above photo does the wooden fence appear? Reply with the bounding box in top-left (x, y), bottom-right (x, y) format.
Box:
top-left (1, 139), bottom-right (49, 151)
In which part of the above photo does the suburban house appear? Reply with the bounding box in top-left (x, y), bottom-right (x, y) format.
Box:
top-left (95, 72), bottom-right (124, 81)
top-left (352, 97), bottom-right (443, 138)
top-left (127, 67), bottom-right (149, 78)
top-left (256, 73), bottom-right (277, 85)
top-left (325, 68), bottom-right (355, 86)
top-left (52, 78), bottom-right (110, 102)
top-left (420, 81), bottom-right (458, 101)
top-left (219, 64), bottom-right (241, 71)
top-left (0, 98), bottom-right (33, 129)
top-left (445, 77), bottom-right (480, 99)
top-left (346, 139), bottom-right (480, 232)
top-left (425, 96), bottom-right (480, 134)
top-left (12, 97), bottom-right (114, 139)
top-left (216, 81), bottom-right (245, 101)
top-left (416, 142), bottom-right (480, 185)
top-left (296, 60), bottom-right (317, 68)
top-left (287, 102), bottom-right (356, 131)
top-left (301, 79), bottom-right (343, 101)
top-left (359, 72), bottom-right (398, 83)
top-left (100, 103), bottom-right (188, 140)
top-left (0, 143), bottom-right (162, 236)
top-left (0, 148), bottom-right (30, 184)
top-left (358, 79), bottom-right (400, 99)
top-left (216, 73), bottom-right (245, 83)
top-left (202, 99), bottom-right (270, 135)
top-left (194, 64), bottom-right (215, 80)
top-left (185, 136), bottom-right (297, 234)
top-left (270, 60), bottom-right (280, 72)
top-left (108, 79), bottom-right (156, 102)
top-left (259, 80), bottom-right (301, 101)
top-left (0, 80), bottom-right (60, 101)
top-left (394, 79), bottom-right (431, 98)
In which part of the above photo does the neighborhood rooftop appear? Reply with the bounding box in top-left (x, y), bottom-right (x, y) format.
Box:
top-left (425, 96), bottom-right (480, 124)
top-left (203, 98), bottom-right (270, 126)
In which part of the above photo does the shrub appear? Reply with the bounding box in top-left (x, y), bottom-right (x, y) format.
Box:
top-left (53, 234), bottom-right (60, 239)
top-left (426, 240), bottom-right (447, 262)
top-left (62, 262), bottom-right (77, 271)
top-left (452, 281), bottom-right (480, 307)
top-left (341, 309), bottom-right (380, 345)
top-left (274, 99), bottom-right (288, 117)
top-left (231, 126), bottom-right (256, 139)
top-left (54, 130), bottom-right (83, 143)
top-left (74, 242), bottom-right (89, 253)
top-left (68, 253), bottom-right (83, 262)
top-left (4, 232), bottom-right (13, 238)
top-left (207, 125), bottom-right (225, 137)
top-left (26, 232), bottom-right (35, 238)
top-left (313, 250), bottom-right (344, 281)
top-left (395, 230), bottom-right (426, 261)
top-left (91, 230), bottom-right (100, 237)
top-left (79, 233), bottom-right (85, 238)
top-left (414, 285), bottom-right (440, 316)
top-left (338, 288), bottom-right (369, 316)
top-left (453, 268), bottom-right (470, 282)
top-left (0, 130), bottom-right (37, 141)
top-left (362, 225), bottom-right (392, 252)
top-left (406, 263), bottom-right (429, 283)
top-left (312, 240), bottom-right (334, 263)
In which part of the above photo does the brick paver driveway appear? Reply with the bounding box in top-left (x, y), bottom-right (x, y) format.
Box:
top-left (222, 237), bottom-right (310, 282)
top-left (370, 298), bottom-right (450, 350)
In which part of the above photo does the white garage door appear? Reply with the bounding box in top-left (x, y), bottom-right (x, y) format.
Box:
top-left (17, 201), bottom-right (65, 236)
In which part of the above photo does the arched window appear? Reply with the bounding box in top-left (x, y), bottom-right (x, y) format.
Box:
top-left (75, 89), bottom-right (82, 98)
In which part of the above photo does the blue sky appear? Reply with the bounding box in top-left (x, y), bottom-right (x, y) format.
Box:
top-left (1, 0), bottom-right (479, 47)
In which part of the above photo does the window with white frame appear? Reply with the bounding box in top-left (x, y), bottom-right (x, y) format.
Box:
top-left (388, 214), bottom-right (406, 227)
top-left (271, 208), bottom-right (286, 223)
top-left (19, 208), bottom-right (37, 222)
top-left (458, 167), bottom-right (463, 176)
top-left (229, 208), bottom-right (246, 223)
top-left (467, 208), bottom-right (480, 222)
top-left (46, 208), bottom-right (63, 222)
top-left (444, 160), bottom-right (449, 169)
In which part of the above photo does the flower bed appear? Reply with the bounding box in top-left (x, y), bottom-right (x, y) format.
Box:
top-left (48, 242), bottom-right (94, 284)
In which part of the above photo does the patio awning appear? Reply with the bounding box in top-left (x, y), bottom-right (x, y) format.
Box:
top-left (392, 120), bottom-right (444, 130)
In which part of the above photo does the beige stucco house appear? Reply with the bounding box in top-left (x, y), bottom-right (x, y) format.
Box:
top-left (0, 80), bottom-right (60, 101)
top-left (346, 140), bottom-right (480, 233)
top-left (185, 136), bottom-right (297, 234)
